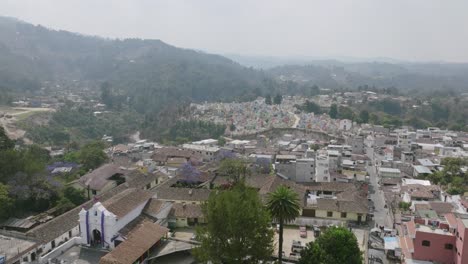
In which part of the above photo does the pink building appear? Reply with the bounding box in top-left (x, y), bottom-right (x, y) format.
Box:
top-left (400, 214), bottom-right (468, 264)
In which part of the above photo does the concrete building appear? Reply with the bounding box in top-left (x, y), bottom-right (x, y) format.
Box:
top-left (398, 132), bottom-right (416, 151)
top-left (413, 165), bottom-right (432, 178)
top-left (275, 155), bottom-right (297, 180)
top-left (315, 155), bottom-right (330, 182)
top-left (327, 149), bottom-right (341, 173)
top-left (383, 146), bottom-right (394, 161)
top-left (400, 214), bottom-right (468, 264)
top-left (295, 158), bottom-right (315, 183)
top-left (339, 119), bottom-right (352, 131)
top-left (182, 144), bottom-right (219, 162)
top-left (378, 167), bottom-right (401, 178)
top-left (401, 151), bottom-right (414, 164)
top-left (350, 135), bottom-right (365, 154)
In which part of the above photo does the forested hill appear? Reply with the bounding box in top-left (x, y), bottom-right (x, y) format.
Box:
top-left (0, 16), bottom-right (278, 107)
top-left (267, 62), bottom-right (468, 95)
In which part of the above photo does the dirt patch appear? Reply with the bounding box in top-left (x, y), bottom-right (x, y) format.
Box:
top-left (0, 106), bottom-right (54, 143)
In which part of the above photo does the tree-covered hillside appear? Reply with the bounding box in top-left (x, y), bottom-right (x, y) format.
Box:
top-left (0, 16), bottom-right (284, 140)
top-left (0, 16), bottom-right (278, 104)
top-left (267, 62), bottom-right (468, 95)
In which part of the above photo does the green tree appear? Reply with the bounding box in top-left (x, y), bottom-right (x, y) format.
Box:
top-left (274, 94), bottom-right (283, 105)
top-left (359, 110), bottom-right (369, 123)
top-left (63, 186), bottom-right (86, 205)
top-left (218, 136), bottom-right (226, 147)
top-left (369, 113), bottom-right (380, 125)
top-left (299, 226), bottom-right (363, 264)
top-left (266, 185), bottom-right (301, 264)
top-left (79, 141), bottom-right (108, 171)
top-left (302, 100), bottom-right (322, 114)
top-left (399, 201), bottom-right (411, 211)
top-left (329, 104), bottom-right (338, 119)
top-left (337, 106), bottom-right (355, 120)
top-left (193, 184), bottom-right (274, 263)
top-left (55, 196), bottom-right (75, 215)
top-left (218, 159), bottom-right (250, 183)
top-left (0, 127), bottom-right (14, 150)
top-left (0, 183), bottom-right (13, 220)
top-left (265, 95), bottom-right (272, 105)
top-left (100, 82), bottom-right (113, 108)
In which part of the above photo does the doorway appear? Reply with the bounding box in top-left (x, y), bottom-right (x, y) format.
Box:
top-left (92, 229), bottom-right (102, 246)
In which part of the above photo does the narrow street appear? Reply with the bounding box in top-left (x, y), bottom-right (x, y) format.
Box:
top-left (366, 147), bottom-right (394, 264)
top-left (367, 148), bottom-right (393, 228)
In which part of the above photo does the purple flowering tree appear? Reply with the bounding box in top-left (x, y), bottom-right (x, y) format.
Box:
top-left (180, 162), bottom-right (201, 184)
top-left (256, 158), bottom-right (272, 174)
top-left (216, 149), bottom-right (235, 161)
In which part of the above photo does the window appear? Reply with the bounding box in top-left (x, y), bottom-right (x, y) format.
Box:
top-left (94, 211), bottom-right (98, 216)
top-left (445, 243), bottom-right (454, 250)
top-left (341, 212), bottom-right (347, 218)
top-left (69, 230), bottom-right (72, 238)
top-left (327, 211), bottom-right (333, 217)
top-left (422, 240), bottom-right (431, 247)
top-left (92, 190), bottom-right (97, 195)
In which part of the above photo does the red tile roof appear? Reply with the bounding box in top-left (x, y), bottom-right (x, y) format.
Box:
top-left (99, 221), bottom-right (168, 264)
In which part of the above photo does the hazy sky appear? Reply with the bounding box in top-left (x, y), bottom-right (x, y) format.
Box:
top-left (2, 0), bottom-right (468, 62)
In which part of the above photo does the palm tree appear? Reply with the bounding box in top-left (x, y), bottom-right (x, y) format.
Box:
top-left (266, 185), bottom-right (301, 263)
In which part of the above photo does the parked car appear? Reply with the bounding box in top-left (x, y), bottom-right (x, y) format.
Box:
top-left (313, 226), bottom-right (321, 237)
top-left (289, 252), bottom-right (300, 259)
top-left (299, 226), bottom-right (307, 238)
top-left (291, 240), bottom-right (303, 253)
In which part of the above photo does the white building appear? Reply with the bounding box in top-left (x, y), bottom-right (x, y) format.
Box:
top-left (315, 155), bottom-right (330, 182)
top-left (192, 139), bottom-right (218, 146)
top-left (339, 119), bottom-right (352, 131)
top-left (79, 188), bottom-right (153, 249)
top-left (182, 144), bottom-right (220, 162)
top-left (397, 132), bottom-right (416, 151)
top-left (378, 167), bottom-right (401, 178)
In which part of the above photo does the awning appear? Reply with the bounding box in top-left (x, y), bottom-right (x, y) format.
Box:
top-left (384, 236), bottom-right (400, 250)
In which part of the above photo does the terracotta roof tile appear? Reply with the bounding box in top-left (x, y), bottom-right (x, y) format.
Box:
top-left (78, 164), bottom-right (124, 190)
top-left (428, 202), bottom-right (453, 215)
top-left (27, 172), bottom-right (157, 243)
top-left (171, 203), bottom-right (203, 219)
top-left (102, 188), bottom-right (153, 218)
top-left (99, 221), bottom-right (168, 264)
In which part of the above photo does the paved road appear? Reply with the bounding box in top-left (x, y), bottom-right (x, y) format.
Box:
top-left (366, 147), bottom-right (393, 229)
top-left (366, 147), bottom-right (394, 264)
